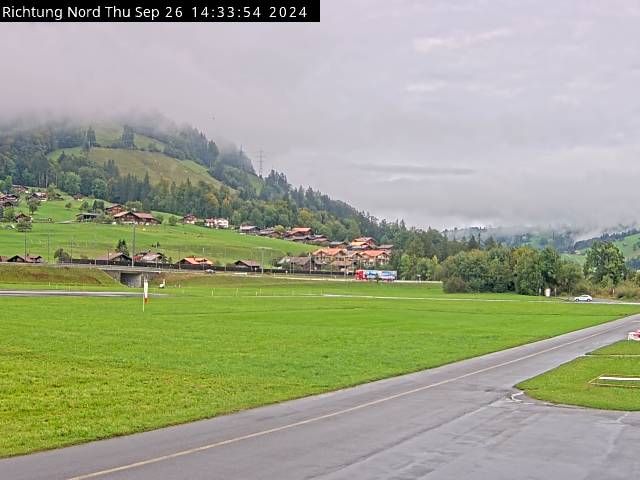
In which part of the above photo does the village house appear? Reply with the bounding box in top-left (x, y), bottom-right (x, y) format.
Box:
top-left (105, 204), bottom-right (126, 216)
top-left (12, 185), bottom-right (28, 194)
top-left (378, 244), bottom-right (394, 251)
top-left (0, 254), bottom-right (44, 263)
top-left (14, 212), bottom-right (32, 222)
top-left (312, 247), bottom-right (348, 267)
top-left (76, 212), bottom-right (100, 222)
top-left (27, 191), bottom-right (47, 202)
top-left (134, 251), bottom-right (168, 265)
top-left (328, 241), bottom-right (348, 248)
top-left (238, 225), bottom-right (259, 235)
top-left (278, 256), bottom-right (318, 271)
top-left (112, 211), bottom-right (160, 225)
top-left (359, 249), bottom-right (391, 267)
top-left (233, 259), bottom-right (261, 271)
top-left (308, 234), bottom-right (329, 246)
top-left (204, 218), bottom-right (229, 229)
top-left (182, 214), bottom-right (199, 225)
top-left (96, 252), bottom-right (132, 265)
top-left (285, 227), bottom-right (313, 238)
top-left (177, 257), bottom-right (213, 267)
top-left (0, 194), bottom-right (19, 207)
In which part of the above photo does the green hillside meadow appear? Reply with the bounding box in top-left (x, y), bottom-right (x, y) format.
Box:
top-left (0, 196), bottom-right (314, 265)
top-left (49, 147), bottom-right (220, 188)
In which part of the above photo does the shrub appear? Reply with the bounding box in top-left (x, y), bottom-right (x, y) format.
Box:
top-left (443, 276), bottom-right (468, 293)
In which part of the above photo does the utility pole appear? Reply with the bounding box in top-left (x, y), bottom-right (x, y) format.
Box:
top-left (131, 222), bottom-right (136, 267)
top-left (47, 231), bottom-right (50, 263)
top-left (23, 230), bottom-right (27, 258)
top-left (257, 150), bottom-right (265, 178)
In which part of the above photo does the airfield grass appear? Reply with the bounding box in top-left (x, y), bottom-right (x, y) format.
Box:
top-left (518, 340), bottom-right (640, 411)
top-left (1, 277), bottom-right (639, 457)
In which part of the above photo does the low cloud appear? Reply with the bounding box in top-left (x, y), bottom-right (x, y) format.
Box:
top-left (413, 28), bottom-right (512, 54)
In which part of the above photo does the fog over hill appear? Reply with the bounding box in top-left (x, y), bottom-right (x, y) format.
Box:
top-left (1, 1), bottom-right (640, 231)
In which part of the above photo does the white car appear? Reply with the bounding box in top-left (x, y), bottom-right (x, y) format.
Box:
top-left (574, 294), bottom-right (593, 302)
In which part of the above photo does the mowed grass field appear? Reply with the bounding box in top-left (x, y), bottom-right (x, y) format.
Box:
top-left (519, 340), bottom-right (640, 411)
top-left (0, 197), bottom-right (315, 265)
top-left (1, 275), bottom-right (639, 457)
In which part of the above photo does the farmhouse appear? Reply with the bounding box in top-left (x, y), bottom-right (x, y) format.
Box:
top-left (182, 214), bottom-right (198, 224)
top-left (105, 204), bottom-right (126, 216)
top-left (0, 194), bottom-right (19, 207)
top-left (285, 227), bottom-right (313, 238)
top-left (135, 251), bottom-right (167, 264)
top-left (96, 252), bottom-right (132, 265)
top-left (0, 254), bottom-right (44, 263)
top-left (76, 212), bottom-right (100, 222)
top-left (204, 217), bottom-right (229, 229)
top-left (238, 225), bottom-right (259, 234)
top-left (177, 256), bottom-right (213, 266)
top-left (234, 259), bottom-right (261, 271)
top-left (14, 213), bottom-right (32, 222)
top-left (278, 256), bottom-right (318, 271)
top-left (27, 191), bottom-right (47, 202)
top-left (112, 211), bottom-right (160, 225)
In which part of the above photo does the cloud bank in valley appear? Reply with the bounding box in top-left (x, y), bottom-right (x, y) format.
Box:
top-left (1, 0), bottom-right (639, 231)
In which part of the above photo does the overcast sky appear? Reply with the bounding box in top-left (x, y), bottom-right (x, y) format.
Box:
top-left (2, 0), bottom-right (640, 231)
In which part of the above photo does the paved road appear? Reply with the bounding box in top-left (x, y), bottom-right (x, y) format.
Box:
top-left (2, 315), bottom-right (640, 480)
top-left (0, 290), bottom-right (165, 298)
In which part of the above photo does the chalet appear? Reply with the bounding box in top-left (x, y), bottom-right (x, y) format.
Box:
top-left (328, 241), bottom-right (348, 248)
top-left (182, 214), bottom-right (199, 224)
top-left (73, 194), bottom-right (84, 201)
top-left (285, 227), bottom-right (313, 238)
top-left (290, 235), bottom-right (313, 243)
top-left (12, 185), bottom-right (28, 194)
top-left (76, 212), bottom-right (99, 222)
top-left (0, 254), bottom-right (44, 263)
top-left (96, 252), bottom-right (132, 265)
top-left (312, 247), bottom-right (348, 266)
top-left (105, 204), bottom-right (126, 216)
top-left (378, 244), bottom-right (394, 251)
top-left (360, 249), bottom-right (391, 267)
top-left (0, 198), bottom-right (18, 208)
top-left (238, 225), bottom-right (259, 234)
top-left (135, 251), bottom-right (167, 264)
top-left (258, 228), bottom-right (277, 237)
top-left (234, 259), bottom-right (261, 271)
top-left (177, 256), bottom-right (213, 266)
top-left (348, 241), bottom-right (369, 251)
top-left (308, 235), bottom-right (329, 246)
top-left (112, 211), bottom-right (160, 225)
top-left (14, 213), bottom-right (31, 222)
top-left (27, 191), bottom-right (47, 202)
top-left (204, 218), bottom-right (229, 229)
top-left (350, 237), bottom-right (377, 249)
top-left (278, 256), bottom-right (318, 271)
top-left (0, 194), bottom-right (19, 206)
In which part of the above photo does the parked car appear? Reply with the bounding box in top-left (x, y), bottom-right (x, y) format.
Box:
top-left (574, 294), bottom-right (593, 302)
top-left (205, 269), bottom-right (215, 274)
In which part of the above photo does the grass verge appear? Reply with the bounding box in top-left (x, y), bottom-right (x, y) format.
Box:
top-left (518, 340), bottom-right (640, 411)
